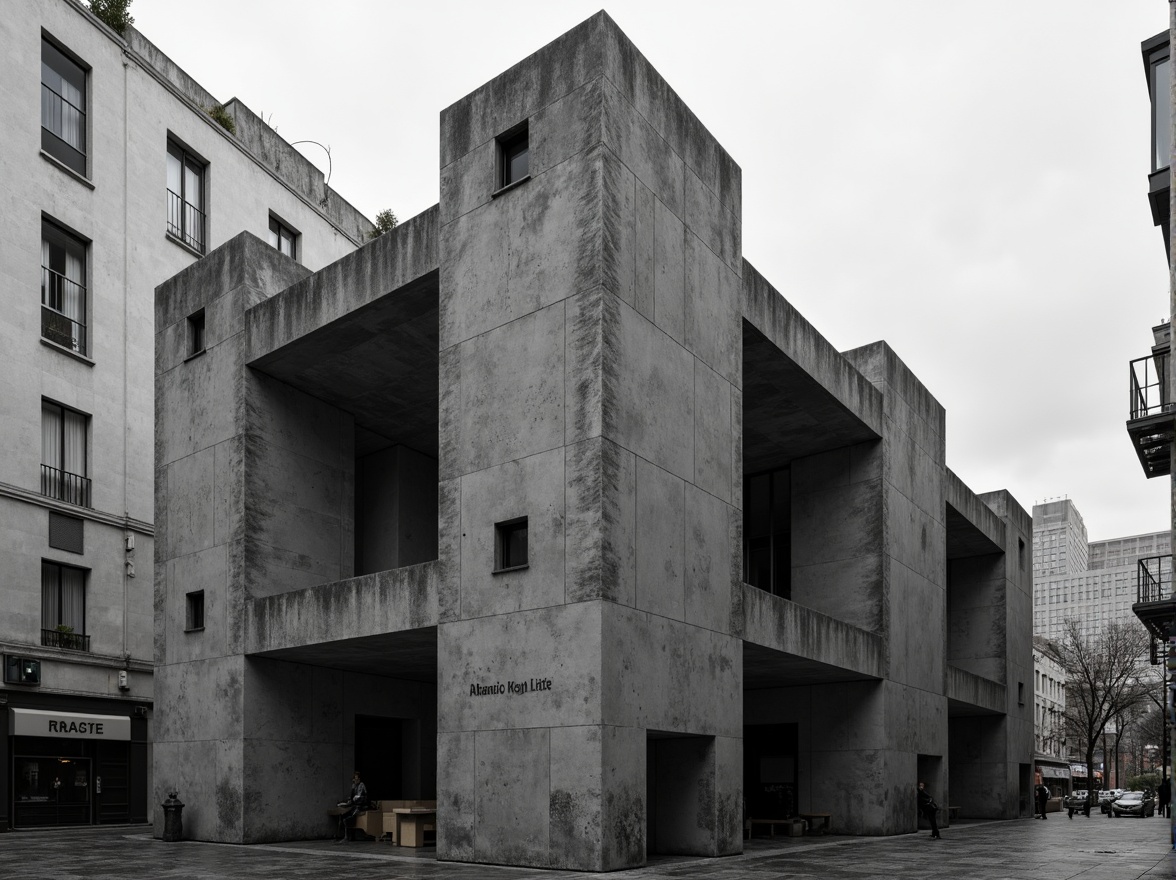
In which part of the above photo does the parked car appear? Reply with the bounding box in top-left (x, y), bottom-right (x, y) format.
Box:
top-left (1064, 790), bottom-right (1090, 809)
top-left (1111, 791), bottom-right (1155, 818)
top-left (1099, 789), bottom-right (1124, 814)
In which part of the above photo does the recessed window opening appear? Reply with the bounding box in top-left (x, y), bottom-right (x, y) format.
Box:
top-left (41, 400), bottom-right (90, 507)
top-left (494, 517), bottom-right (528, 572)
top-left (187, 309), bottom-right (205, 357)
top-left (166, 139), bottom-right (206, 252)
top-left (41, 560), bottom-right (88, 651)
top-left (41, 219), bottom-right (88, 355)
top-left (498, 126), bottom-right (529, 189)
top-left (41, 38), bottom-right (87, 174)
top-left (186, 591), bottom-right (205, 632)
top-left (268, 214), bottom-right (298, 260)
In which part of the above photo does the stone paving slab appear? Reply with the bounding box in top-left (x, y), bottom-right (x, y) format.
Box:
top-left (1, 816), bottom-right (1173, 879)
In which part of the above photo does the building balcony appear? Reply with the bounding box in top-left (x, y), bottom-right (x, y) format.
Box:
top-left (1126, 335), bottom-right (1173, 478)
top-left (41, 628), bottom-right (90, 652)
top-left (1133, 554), bottom-right (1174, 638)
top-left (40, 464), bottom-right (91, 508)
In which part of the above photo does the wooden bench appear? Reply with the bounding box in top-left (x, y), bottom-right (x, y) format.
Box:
top-left (799, 812), bottom-right (831, 835)
top-left (747, 818), bottom-right (802, 838)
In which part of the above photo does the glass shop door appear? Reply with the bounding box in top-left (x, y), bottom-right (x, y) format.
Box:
top-left (13, 756), bottom-right (92, 827)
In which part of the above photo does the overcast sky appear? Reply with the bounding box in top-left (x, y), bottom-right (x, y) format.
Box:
top-left (137, 0), bottom-right (1171, 541)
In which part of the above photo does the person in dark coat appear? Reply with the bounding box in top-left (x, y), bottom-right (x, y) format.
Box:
top-left (1035, 782), bottom-right (1051, 819)
top-left (336, 771), bottom-right (369, 843)
top-left (1159, 779), bottom-right (1171, 819)
top-left (917, 782), bottom-right (940, 839)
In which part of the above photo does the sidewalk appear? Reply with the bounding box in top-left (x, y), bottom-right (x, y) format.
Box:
top-left (2, 815), bottom-right (1173, 879)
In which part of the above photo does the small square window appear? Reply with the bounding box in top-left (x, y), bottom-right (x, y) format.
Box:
top-left (268, 215), bottom-right (298, 260)
top-left (494, 517), bottom-right (528, 572)
top-left (187, 309), bottom-right (205, 357)
top-left (186, 591), bottom-right (205, 632)
top-left (498, 126), bottom-right (529, 190)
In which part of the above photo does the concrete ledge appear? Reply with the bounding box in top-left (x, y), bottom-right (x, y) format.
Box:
top-left (945, 468), bottom-right (1005, 555)
top-left (246, 205), bottom-right (440, 365)
top-left (740, 584), bottom-right (884, 680)
top-left (245, 561), bottom-right (439, 655)
top-left (946, 664), bottom-right (1005, 714)
top-left (741, 261), bottom-right (883, 439)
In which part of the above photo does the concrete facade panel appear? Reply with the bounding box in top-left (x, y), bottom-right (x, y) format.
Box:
top-left (474, 727), bottom-right (551, 866)
top-left (684, 483), bottom-right (734, 633)
top-left (459, 447), bottom-right (565, 618)
top-left (565, 436), bottom-right (636, 606)
top-left (635, 457), bottom-right (685, 620)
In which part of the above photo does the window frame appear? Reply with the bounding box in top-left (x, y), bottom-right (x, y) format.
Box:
top-left (166, 138), bottom-right (207, 253)
top-left (41, 36), bottom-right (88, 176)
top-left (186, 590), bottom-right (205, 632)
top-left (41, 559), bottom-right (88, 651)
top-left (187, 309), bottom-right (206, 359)
top-left (493, 517), bottom-right (529, 573)
top-left (40, 399), bottom-right (91, 508)
top-left (495, 123), bottom-right (530, 192)
top-left (40, 218), bottom-right (89, 356)
top-left (268, 214), bottom-right (299, 261)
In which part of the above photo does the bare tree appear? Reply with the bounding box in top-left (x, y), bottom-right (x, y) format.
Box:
top-left (1058, 619), bottom-right (1152, 801)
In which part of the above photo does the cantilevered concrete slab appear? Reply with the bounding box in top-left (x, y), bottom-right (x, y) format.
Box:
top-left (945, 468), bottom-right (1006, 558)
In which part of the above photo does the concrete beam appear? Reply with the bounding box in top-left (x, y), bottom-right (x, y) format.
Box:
top-left (740, 584), bottom-right (884, 681)
top-left (245, 561), bottom-right (439, 656)
top-left (946, 664), bottom-right (1006, 715)
top-left (246, 205), bottom-right (439, 364)
top-left (945, 468), bottom-right (1005, 558)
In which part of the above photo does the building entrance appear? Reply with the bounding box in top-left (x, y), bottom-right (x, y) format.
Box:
top-left (13, 754), bottom-right (92, 827)
top-left (744, 723), bottom-right (798, 820)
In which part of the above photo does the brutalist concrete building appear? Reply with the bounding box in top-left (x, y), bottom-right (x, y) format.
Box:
top-left (154, 13), bottom-right (1033, 871)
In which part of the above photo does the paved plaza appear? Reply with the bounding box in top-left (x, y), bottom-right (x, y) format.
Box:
top-left (1, 815), bottom-right (1173, 880)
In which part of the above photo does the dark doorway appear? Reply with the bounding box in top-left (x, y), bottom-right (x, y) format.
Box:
top-left (95, 741), bottom-right (130, 824)
top-left (646, 733), bottom-right (716, 856)
top-left (744, 723), bottom-right (798, 820)
top-left (355, 715), bottom-right (403, 800)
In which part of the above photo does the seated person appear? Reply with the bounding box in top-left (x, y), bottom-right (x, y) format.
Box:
top-left (336, 771), bottom-right (369, 842)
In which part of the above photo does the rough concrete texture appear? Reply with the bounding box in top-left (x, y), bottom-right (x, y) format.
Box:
top-left (152, 9), bottom-right (1034, 871)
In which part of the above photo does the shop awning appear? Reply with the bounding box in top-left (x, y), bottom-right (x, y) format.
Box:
top-left (10, 708), bottom-right (130, 741)
top-left (1039, 765), bottom-right (1071, 779)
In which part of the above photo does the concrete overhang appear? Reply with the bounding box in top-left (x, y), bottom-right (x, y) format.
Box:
top-left (945, 664), bottom-right (1006, 716)
top-left (740, 584), bottom-right (884, 687)
top-left (741, 261), bottom-right (883, 473)
top-left (244, 562), bottom-right (440, 681)
top-left (945, 468), bottom-right (1005, 559)
top-left (245, 206), bottom-right (441, 457)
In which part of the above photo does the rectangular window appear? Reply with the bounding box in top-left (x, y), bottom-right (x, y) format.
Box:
top-left (187, 309), bottom-right (206, 357)
top-left (1153, 52), bottom-right (1172, 172)
top-left (268, 215), bottom-right (298, 260)
top-left (41, 39), bottom-right (87, 174)
top-left (41, 400), bottom-right (90, 507)
top-left (494, 518), bottom-right (528, 572)
top-left (41, 220), bottom-right (88, 355)
top-left (498, 125), bottom-right (530, 189)
top-left (166, 140), bottom-right (206, 253)
top-left (743, 468), bottom-right (791, 599)
top-left (41, 561), bottom-right (88, 651)
top-left (186, 591), bottom-right (205, 631)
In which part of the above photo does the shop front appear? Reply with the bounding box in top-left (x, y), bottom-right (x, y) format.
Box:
top-left (4, 703), bottom-right (148, 828)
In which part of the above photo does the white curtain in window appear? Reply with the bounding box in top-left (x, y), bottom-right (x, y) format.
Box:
top-left (41, 239), bottom-right (51, 307)
top-left (60, 566), bottom-right (85, 632)
top-left (63, 246), bottom-right (83, 337)
top-left (41, 562), bottom-right (60, 629)
top-left (59, 78), bottom-right (82, 150)
top-left (42, 403), bottom-right (62, 469)
top-left (63, 409), bottom-right (86, 477)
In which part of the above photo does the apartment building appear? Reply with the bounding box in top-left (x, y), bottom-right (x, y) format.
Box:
top-left (0, 0), bottom-right (370, 829)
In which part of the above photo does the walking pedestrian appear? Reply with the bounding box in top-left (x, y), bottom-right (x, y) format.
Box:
top-left (1035, 782), bottom-right (1050, 819)
top-left (918, 781), bottom-right (940, 839)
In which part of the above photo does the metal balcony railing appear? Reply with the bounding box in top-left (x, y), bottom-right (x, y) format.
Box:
top-left (41, 82), bottom-right (86, 153)
top-left (40, 464), bottom-right (91, 508)
top-left (167, 188), bottom-right (205, 253)
top-left (41, 267), bottom-right (87, 354)
top-left (1137, 554), bottom-right (1173, 604)
top-left (41, 628), bottom-right (90, 652)
top-left (1129, 351), bottom-right (1171, 420)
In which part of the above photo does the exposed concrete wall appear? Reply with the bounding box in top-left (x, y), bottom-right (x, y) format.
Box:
top-left (790, 441), bottom-right (884, 631)
top-left (435, 11), bottom-right (742, 870)
top-left (356, 445), bottom-right (439, 574)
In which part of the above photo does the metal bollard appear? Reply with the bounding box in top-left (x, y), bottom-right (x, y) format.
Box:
top-left (161, 790), bottom-right (185, 842)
